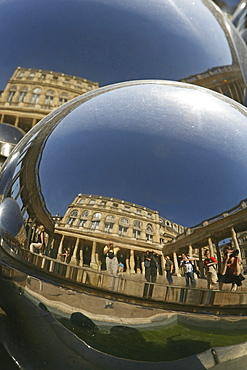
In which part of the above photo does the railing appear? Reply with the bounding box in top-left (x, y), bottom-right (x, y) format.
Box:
top-left (10, 246), bottom-right (247, 313)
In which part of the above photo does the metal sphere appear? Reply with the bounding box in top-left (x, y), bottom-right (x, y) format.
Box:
top-left (1, 80), bottom-right (247, 368)
top-left (1, 79), bottom-right (247, 236)
top-left (0, 0), bottom-right (247, 103)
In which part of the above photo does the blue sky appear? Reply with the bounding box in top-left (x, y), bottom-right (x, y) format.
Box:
top-left (0, 0), bottom-right (232, 89)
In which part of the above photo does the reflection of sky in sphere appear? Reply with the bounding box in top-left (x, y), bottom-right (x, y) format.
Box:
top-left (38, 82), bottom-right (247, 227)
top-left (0, 0), bottom-right (233, 89)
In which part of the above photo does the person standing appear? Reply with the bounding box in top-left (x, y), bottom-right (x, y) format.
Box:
top-left (143, 250), bottom-right (158, 298)
top-left (219, 248), bottom-right (245, 290)
top-left (144, 251), bottom-right (158, 283)
top-left (104, 241), bottom-right (119, 276)
top-left (180, 253), bottom-right (196, 288)
top-left (203, 249), bottom-right (218, 289)
top-left (164, 256), bottom-right (173, 285)
top-left (30, 225), bottom-right (46, 254)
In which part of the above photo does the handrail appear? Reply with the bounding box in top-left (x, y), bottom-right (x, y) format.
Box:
top-left (7, 245), bottom-right (247, 315)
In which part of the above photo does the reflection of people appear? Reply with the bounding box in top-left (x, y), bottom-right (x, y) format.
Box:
top-left (220, 248), bottom-right (245, 291)
top-left (104, 241), bottom-right (119, 276)
top-left (203, 249), bottom-right (218, 289)
top-left (164, 256), bottom-right (173, 285)
top-left (144, 251), bottom-right (158, 283)
top-left (180, 253), bottom-right (196, 288)
top-left (143, 250), bottom-right (159, 298)
top-left (59, 247), bottom-right (70, 263)
top-left (30, 225), bottom-right (46, 254)
top-left (118, 262), bottom-right (124, 275)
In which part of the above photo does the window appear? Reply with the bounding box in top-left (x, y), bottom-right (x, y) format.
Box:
top-left (113, 203), bottom-right (118, 208)
top-left (7, 86), bottom-right (17, 102)
top-left (67, 210), bottom-right (78, 225)
top-left (119, 217), bottom-right (129, 226)
top-left (93, 212), bottom-right (102, 219)
top-left (136, 208), bottom-right (142, 214)
top-left (119, 225), bottom-right (128, 236)
top-left (59, 93), bottom-right (68, 106)
top-left (30, 88), bottom-right (41, 104)
top-left (18, 87), bottom-right (28, 102)
top-left (133, 220), bottom-right (142, 229)
top-left (89, 199), bottom-right (95, 205)
top-left (78, 198), bottom-right (84, 204)
top-left (100, 201), bottom-right (106, 206)
top-left (28, 72), bottom-right (35, 78)
top-left (146, 224), bottom-right (153, 241)
top-left (133, 229), bottom-right (141, 239)
top-left (106, 215), bottom-right (115, 222)
top-left (44, 90), bottom-right (54, 106)
top-left (104, 222), bottom-right (114, 233)
top-left (78, 219), bottom-right (86, 227)
top-left (79, 210), bottom-right (89, 227)
top-left (90, 220), bottom-right (100, 229)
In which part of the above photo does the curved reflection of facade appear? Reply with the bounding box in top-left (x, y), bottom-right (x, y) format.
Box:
top-left (0, 67), bottom-right (99, 132)
top-left (54, 194), bottom-right (185, 273)
top-left (2, 81), bottom-right (247, 368)
top-left (0, 0), bottom-right (247, 105)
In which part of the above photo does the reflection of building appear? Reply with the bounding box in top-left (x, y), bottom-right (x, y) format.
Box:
top-left (53, 194), bottom-right (185, 273)
top-left (0, 67), bottom-right (99, 132)
top-left (180, 65), bottom-right (245, 103)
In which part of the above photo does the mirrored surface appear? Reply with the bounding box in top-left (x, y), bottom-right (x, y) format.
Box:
top-left (1, 80), bottom-right (247, 368)
top-left (0, 0), bottom-right (247, 104)
top-left (1, 80), bottom-right (247, 262)
top-left (0, 123), bottom-right (25, 170)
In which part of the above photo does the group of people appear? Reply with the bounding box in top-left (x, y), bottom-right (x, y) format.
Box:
top-left (29, 232), bottom-right (245, 292)
top-left (165, 246), bottom-right (245, 291)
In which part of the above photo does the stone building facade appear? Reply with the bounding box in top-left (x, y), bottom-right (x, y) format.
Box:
top-left (53, 194), bottom-right (185, 274)
top-left (0, 67), bottom-right (99, 132)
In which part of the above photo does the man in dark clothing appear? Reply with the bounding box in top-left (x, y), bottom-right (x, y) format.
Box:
top-left (143, 251), bottom-right (158, 298)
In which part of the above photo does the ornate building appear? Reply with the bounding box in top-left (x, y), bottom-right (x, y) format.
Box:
top-left (53, 194), bottom-right (185, 274)
top-left (0, 67), bottom-right (99, 132)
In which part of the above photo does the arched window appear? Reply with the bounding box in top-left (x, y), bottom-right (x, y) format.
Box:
top-left (30, 88), bottom-right (41, 104)
top-left (93, 212), bottom-right (102, 219)
top-left (7, 86), bottom-right (17, 102)
top-left (67, 210), bottom-right (78, 225)
top-left (146, 224), bottom-right (153, 241)
top-left (90, 220), bottom-right (100, 229)
top-left (78, 210), bottom-right (89, 227)
top-left (44, 90), bottom-right (55, 106)
top-left (119, 217), bottom-right (129, 236)
top-left (104, 215), bottom-right (115, 233)
top-left (133, 220), bottom-right (142, 239)
top-left (133, 220), bottom-right (142, 229)
top-left (59, 93), bottom-right (69, 106)
top-left (18, 87), bottom-right (28, 102)
top-left (119, 217), bottom-right (129, 226)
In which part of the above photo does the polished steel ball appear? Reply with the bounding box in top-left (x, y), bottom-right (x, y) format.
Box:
top-left (1, 80), bottom-right (247, 240)
top-left (0, 0), bottom-right (247, 103)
